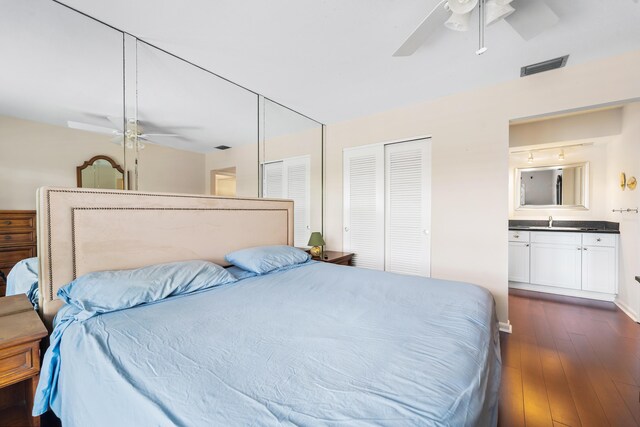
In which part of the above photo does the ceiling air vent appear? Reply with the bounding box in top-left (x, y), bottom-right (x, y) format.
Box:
top-left (214, 145), bottom-right (231, 150)
top-left (520, 55), bottom-right (569, 77)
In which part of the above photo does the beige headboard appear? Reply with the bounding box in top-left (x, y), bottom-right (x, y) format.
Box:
top-left (36, 187), bottom-right (294, 327)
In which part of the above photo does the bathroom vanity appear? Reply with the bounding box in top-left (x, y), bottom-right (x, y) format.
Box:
top-left (508, 220), bottom-right (619, 301)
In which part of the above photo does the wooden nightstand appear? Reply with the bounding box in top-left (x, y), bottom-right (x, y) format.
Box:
top-left (0, 294), bottom-right (47, 427)
top-left (312, 251), bottom-right (354, 266)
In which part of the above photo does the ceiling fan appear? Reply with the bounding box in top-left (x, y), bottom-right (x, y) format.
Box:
top-left (393, 0), bottom-right (560, 57)
top-left (67, 117), bottom-right (180, 150)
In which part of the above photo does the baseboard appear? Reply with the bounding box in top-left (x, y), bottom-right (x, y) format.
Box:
top-left (499, 321), bottom-right (512, 334)
top-left (509, 282), bottom-right (616, 302)
top-left (615, 299), bottom-right (639, 323)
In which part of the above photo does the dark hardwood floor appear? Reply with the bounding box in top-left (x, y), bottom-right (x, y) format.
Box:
top-left (499, 288), bottom-right (640, 427)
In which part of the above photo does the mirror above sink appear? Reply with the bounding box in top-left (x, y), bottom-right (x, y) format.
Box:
top-left (514, 162), bottom-right (589, 210)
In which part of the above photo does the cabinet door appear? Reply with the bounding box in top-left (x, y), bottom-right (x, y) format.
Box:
top-left (508, 242), bottom-right (530, 283)
top-left (581, 246), bottom-right (617, 294)
top-left (284, 156), bottom-right (311, 248)
top-left (343, 145), bottom-right (384, 270)
top-left (530, 243), bottom-right (582, 289)
top-left (384, 139), bottom-right (431, 277)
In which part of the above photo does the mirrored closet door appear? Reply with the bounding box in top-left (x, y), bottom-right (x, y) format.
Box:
top-left (259, 98), bottom-right (323, 248)
top-left (343, 138), bottom-right (431, 276)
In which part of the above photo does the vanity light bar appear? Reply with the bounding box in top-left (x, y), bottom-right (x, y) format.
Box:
top-left (510, 142), bottom-right (593, 155)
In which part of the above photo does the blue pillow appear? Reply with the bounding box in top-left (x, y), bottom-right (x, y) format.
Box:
top-left (225, 245), bottom-right (310, 274)
top-left (225, 265), bottom-right (258, 280)
top-left (58, 260), bottom-right (236, 319)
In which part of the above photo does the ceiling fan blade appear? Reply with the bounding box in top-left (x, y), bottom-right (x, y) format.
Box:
top-left (393, 0), bottom-right (449, 57)
top-left (67, 121), bottom-right (117, 135)
top-left (505, 0), bottom-right (559, 41)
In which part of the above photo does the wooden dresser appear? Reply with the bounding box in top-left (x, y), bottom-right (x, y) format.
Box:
top-left (0, 211), bottom-right (37, 297)
top-left (0, 294), bottom-right (48, 427)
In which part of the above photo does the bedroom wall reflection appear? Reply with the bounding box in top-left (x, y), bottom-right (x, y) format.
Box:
top-left (136, 41), bottom-right (259, 197)
top-left (0, 0), bottom-right (125, 209)
top-left (259, 98), bottom-right (323, 247)
top-left (0, 0), bottom-right (323, 219)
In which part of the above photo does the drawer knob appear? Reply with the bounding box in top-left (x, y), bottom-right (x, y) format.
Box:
top-left (577, 247), bottom-right (582, 250)
top-left (596, 238), bottom-right (601, 242)
top-left (583, 247), bottom-right (588, 251)
top-left (514, 234), bottom-right (519, 238)
top-left (525, 244), bottom-right (530, 247)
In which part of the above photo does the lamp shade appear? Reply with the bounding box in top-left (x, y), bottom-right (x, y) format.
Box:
top-left (307, 232), bottom-right (325, 247)
top-left (446, 0), bottom-right (478, 15)
top-left (445, 11), bottom-right (471, 31)
top-left (485, 0), bottom-right (515, 26)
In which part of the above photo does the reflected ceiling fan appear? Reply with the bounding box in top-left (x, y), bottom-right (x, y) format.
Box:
top-left (393, 0), bottom-right (560, 56)
top-left (67, 117), bottom-right (180, 150)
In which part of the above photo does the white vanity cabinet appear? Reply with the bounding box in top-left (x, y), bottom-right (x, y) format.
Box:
top-left (508, 231), bottom-right (530, 283)
top-left (581, 234), bottom-right (618, 294)
top-left (509, 230), bottom-right (618, 300)
top-left (530, 232), bottom-right (582, 290)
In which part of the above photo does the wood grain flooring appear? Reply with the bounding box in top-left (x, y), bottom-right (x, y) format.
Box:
top-left (499, 288), bottom-right (640, 427)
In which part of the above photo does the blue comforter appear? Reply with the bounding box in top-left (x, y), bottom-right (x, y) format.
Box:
top-left (37, 262), bottom-right (501, 426)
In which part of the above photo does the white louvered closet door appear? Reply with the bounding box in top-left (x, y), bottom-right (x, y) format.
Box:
top-left (343, 145), bottom-right (384, 270)
top-left (285, 156), bottom-right (311, 247)
top-left (385, 139), bottom-right (431, 276)
top-left (263, 161), bottom-right (284, 198)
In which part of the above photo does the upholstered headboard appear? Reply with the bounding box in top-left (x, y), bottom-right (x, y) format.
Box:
top-left (36, 187), bottom-right (294, 327)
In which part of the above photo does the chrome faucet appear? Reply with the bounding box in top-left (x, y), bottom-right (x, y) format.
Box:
top-left (548, 216), bottom-right (553, 228)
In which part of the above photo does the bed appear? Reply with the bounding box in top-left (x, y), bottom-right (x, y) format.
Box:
top-left (32, 187), bottom-right (501, 426)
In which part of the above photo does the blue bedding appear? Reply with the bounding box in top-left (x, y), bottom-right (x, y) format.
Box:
top-left (35, 262), bottom-right (501, 426)
top-left (6, 257), bottom-right (39, 309)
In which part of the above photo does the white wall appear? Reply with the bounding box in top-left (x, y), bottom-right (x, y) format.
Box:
top-left (606, 103), bottom-right (640, 320)
top-left (0, 115), bottom-right (206, 210)
top-left (509, 107), bottom-right (623, 147)
top-left (325, 50), bottom-right (640, 326)
top-left (137, 142), bottom-right (206, 195)
top-left (205, 144), bottom-right (258, 198)
top-left (0, 116), bottom-right (124, 209)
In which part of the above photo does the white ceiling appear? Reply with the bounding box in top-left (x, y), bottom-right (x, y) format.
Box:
top-left (0, 1), bottom-right (321, 152)
top-left (55, 0), bottom-right (640, 124)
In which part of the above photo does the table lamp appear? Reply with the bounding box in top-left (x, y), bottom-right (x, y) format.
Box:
top-left (308, 232), bottom-right (325, 257)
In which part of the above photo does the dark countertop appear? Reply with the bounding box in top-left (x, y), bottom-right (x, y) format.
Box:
top-left (509, 220), bottom-right (620, 235)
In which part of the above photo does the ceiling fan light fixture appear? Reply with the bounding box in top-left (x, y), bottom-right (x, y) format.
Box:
top-left (445, 11), bottom-right (471, 32)
top-left (485, 0), bottom-right (516, 26)
top-left (446, 0), bottom-right (479, 15)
